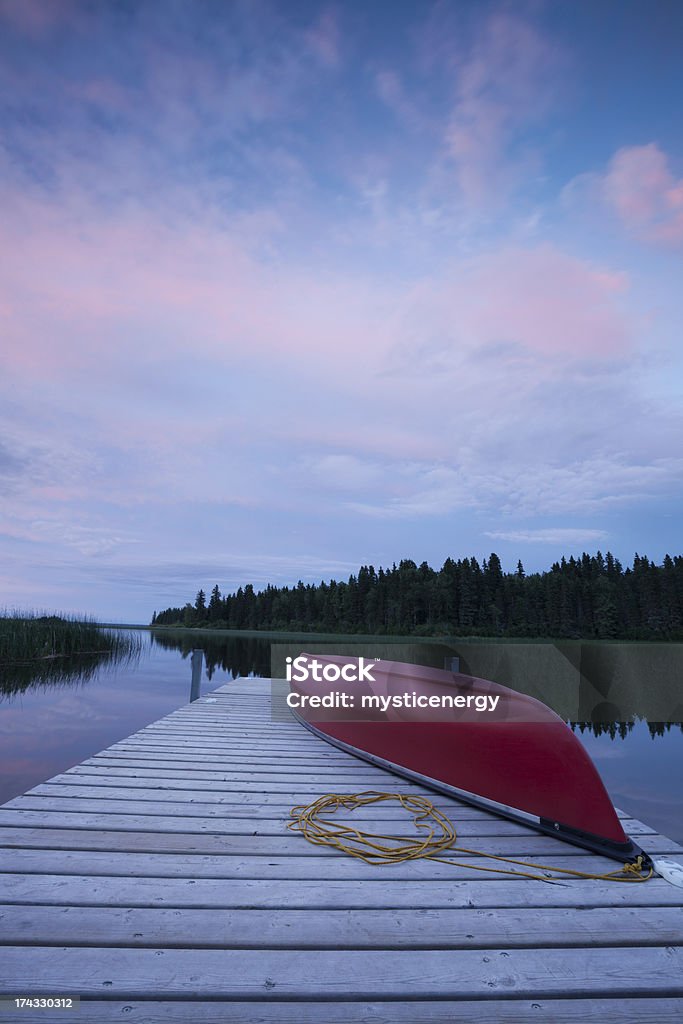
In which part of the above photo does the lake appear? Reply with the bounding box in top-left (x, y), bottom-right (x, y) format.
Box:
top-left (1, 628), bottom-right (681, 844)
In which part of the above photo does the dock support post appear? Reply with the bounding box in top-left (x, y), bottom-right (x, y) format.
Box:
top-left (190, 649), bottom-right (203, 702)
top-left (444, 656), bottom-right (460, 673)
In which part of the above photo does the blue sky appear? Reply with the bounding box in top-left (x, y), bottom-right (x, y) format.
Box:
top-left (1, 0), bottom-right (682, 622)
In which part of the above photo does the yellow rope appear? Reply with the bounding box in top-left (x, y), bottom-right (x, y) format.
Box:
top-left (288, 790), bottom-right (653, 884)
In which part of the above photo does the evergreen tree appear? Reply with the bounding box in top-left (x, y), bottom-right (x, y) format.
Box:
top-left (152, 550), bottom-right (683, 639)
top-left (208, 585), bottom-right (222, 623)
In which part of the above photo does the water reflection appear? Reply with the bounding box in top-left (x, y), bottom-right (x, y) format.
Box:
top-left (0, 637), bottom-right (142, 698)
top-left (150, 629), bottom-right (271, 680)
top-left (572, 719), bottom-right (683, 739)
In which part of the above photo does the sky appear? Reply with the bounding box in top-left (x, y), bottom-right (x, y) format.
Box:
top-left (1, 0), bottom-right (682, 623)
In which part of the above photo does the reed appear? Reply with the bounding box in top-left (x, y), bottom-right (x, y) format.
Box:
top-left (0, 611), bottom-right (142, 693)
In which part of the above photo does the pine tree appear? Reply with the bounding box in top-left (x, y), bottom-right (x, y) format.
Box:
top-left (208, 585), bottom-right (222, 623)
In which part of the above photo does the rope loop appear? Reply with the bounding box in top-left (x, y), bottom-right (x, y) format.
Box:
top-left (288, 790), bottom-right (653, 883)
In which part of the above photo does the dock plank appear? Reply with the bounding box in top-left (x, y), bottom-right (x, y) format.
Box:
top-left (1, 826), bottom-right (679, 857)
top-left (2, 904), bottom-right (682, 949)
top-left (5, 999), bottom-right (682, 1024)
top-left (1, 946), bottom-right (682, 999)
top-left (0, 803), bottom-right (659, 838)
top-left (3, 873), bottom-right (682, 909)
top-left (5, 847), bottom-right (681, 881)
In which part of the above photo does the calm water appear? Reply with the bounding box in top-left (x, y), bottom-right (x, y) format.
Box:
top-left (0, 629), bottom-right (681, 844)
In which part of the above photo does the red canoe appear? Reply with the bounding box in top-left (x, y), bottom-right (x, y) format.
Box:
top-left (287, 653), bottom-right (649, 865)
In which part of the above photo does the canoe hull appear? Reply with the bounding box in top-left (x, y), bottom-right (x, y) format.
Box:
top-left (289, 654), bottom-right (649, 865)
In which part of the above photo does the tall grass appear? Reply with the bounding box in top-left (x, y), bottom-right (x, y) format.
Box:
top-left (0, 611), bottom-right (142, 693)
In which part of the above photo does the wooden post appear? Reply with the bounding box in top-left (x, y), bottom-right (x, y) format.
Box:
top-left (444, 656), bottom-right (460, 673)
top-left (190, 649), bottom-right (203, 702)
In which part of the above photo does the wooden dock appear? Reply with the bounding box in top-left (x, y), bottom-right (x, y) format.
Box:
top-left (1, 676), bottom-right (683, 1021)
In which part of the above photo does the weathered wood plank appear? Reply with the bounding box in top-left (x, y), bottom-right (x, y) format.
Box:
top-left (29, 774), bottom-right (491, 801)
top-left (6, 998), bottom-right (683, 1024)
top-left (180, 710), bottom-right (311, 716)
top-left (9, 780), bottom-right (639, 824)
top-left (129, 718), bottom-right (298, 725)
top-left (104, 737), bottom-right (338, 749)
top-left (37, 771), bottom-right (657, 826)
top-left (159, 720), bottom-right (293, 727)
top-left (1, 904), bottom-right (681, 950)
top-left (161, 717), bottom-right (283, 725)
top-left (162, 711), bottom-right (287, 720)
top-left (3, 847), bottom-right (679, 882)
top-left (104, 734), bottom-right (349, 745)
top-left (154, 723), bottom-right (295, 731)
top-left (0, 806), bottom-right (583, 838)
top-left (119, 707), bottom-right (295, 716)
top-left (1, 826), bottom-right (678, 857)
top-left (141, 721), bottom-right (334, 731)
top-left (107, 745), bottom-right (384, 761)
top-left (0, 804), bottom-right (656, 838)
top-left (15, 783), bottom-right (557, 815)
top-left (64, 764), bottom-right (422, 787)
top-left (86, 756), bottom-right (414, 776)
top-left (112, 746), bottom-right (375, 758)
top-left (139, 719), bottom-right (314, 728)
top-left (22, 784), bottom-right (537, 818)
top-left (134, 732), bottom-right (314, 743)
top-left (3, 874), bottom-right (681, 909)
top-left (2, 946), bottom-right (682, 999)
top-left (149, 708), bottom-right (292, 715)
top-left (117, 748), bottom-right (397, 760)
top-left (138, 739), bottom-right (342, 747)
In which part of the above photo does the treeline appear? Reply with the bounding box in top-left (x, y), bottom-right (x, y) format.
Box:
top-left (151, 551), bottom-right (683, 639)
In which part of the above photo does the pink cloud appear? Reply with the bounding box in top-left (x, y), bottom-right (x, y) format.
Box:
top-left (0, 174), bottom-right (671, 549)
top-left (401, 245), bottom-right (630, 363)
top-left (601, 144), bottom-right (683, 246)
top-left (0, 177), bottom-right (632, 401)
top-left (442, 12), bottom-right (568, 205)
top-left (0, 186), bottom-right (400, 384)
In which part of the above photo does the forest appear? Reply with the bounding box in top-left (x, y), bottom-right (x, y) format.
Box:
top-left (151, 551), bottom-right (683, 640)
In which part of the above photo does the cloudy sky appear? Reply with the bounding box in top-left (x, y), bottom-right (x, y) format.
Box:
top-left (1, 0), bottom-right (682, 622)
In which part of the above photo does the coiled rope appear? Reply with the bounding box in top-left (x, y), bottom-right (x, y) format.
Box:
top-left (288, 790), bottom-right (653, 884)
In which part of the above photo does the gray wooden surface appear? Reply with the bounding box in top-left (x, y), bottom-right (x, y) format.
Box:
top-left (1, 676), bottom-right (682, 1022)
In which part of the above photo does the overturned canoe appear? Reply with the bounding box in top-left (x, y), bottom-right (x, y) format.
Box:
top-left (287, 653), bottom-right (649, 865)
